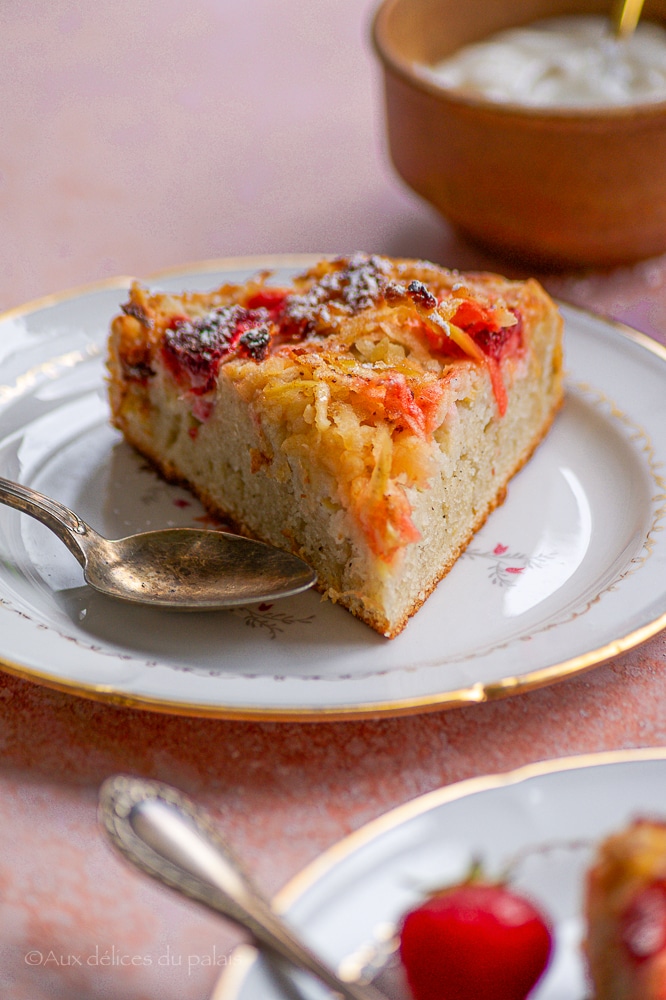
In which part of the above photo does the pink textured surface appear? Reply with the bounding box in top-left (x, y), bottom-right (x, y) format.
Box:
top-left (1, 1), bottom-right (666, 998)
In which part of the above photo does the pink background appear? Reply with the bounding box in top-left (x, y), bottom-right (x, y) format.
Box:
top-left (1, 1), bottom-right (666, 997)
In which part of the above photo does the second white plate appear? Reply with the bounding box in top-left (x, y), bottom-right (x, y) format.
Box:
top-left (214, 748), bottom-right (666, 1000)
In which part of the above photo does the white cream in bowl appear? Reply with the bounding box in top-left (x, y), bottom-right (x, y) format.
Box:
top-left (420, 15), bottom-right (666, 107)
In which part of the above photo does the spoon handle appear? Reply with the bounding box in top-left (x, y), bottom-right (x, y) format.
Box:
top-left (99, 776), bottom-right (386, 1000)
top-left (0, 475), bottom-right (92, 567)
top-left (612, 0), bottom-right (646, 37)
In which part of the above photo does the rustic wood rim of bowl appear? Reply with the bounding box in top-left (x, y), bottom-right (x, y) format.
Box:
top-left (371, 0), bottom-right (666, 121)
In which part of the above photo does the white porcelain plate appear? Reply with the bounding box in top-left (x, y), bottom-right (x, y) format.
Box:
top-left (213, 748), bottom-right (666, 1000)
top-left (0, 256), bottom-right (665, 719)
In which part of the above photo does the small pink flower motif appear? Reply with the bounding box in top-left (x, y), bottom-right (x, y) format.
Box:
top-left (506, 566), bottom-right (524, 574)
top-left (493, 543), bottom-right (508, 555)
top-left (173, 498), bottom-right (191, 508)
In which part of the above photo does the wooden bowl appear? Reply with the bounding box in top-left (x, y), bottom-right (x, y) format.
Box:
top-left (372, 0), bottom-right (666, 269)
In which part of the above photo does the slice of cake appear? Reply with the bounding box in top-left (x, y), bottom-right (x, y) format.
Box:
top-left (585, 818), bottom-right (666, 1000)
top-left (107, 253), bottom-right (564, 637)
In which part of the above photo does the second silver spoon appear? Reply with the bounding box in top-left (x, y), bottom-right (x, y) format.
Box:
top-left (99, 776), bottom-right (388, 1000)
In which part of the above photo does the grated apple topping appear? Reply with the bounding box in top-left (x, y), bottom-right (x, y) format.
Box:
top-left (114, 254), bottom-right (528, 563)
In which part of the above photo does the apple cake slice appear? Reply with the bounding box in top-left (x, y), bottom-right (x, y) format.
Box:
top-left (107, 253), bottom-right (564, 637)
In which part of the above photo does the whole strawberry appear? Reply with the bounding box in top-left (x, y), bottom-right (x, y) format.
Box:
top-left (399, 880), bottom-right (553, 1000)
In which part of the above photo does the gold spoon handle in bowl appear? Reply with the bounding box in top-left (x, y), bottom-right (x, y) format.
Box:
top-left (99, 776), bottom-right (388, 1000)
top-left (612, 0), bottom-right (646, 37)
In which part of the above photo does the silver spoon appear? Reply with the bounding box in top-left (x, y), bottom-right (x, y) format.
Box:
top-left (98, 776), bottom-right (388, 1000)
top-left (612, 0), bottom-right (646, 37)
top-left (0, 477), bottom-right (316, 608)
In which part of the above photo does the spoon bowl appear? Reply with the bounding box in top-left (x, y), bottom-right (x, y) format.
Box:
top-left (0, 476), bottom-right (316, 609)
